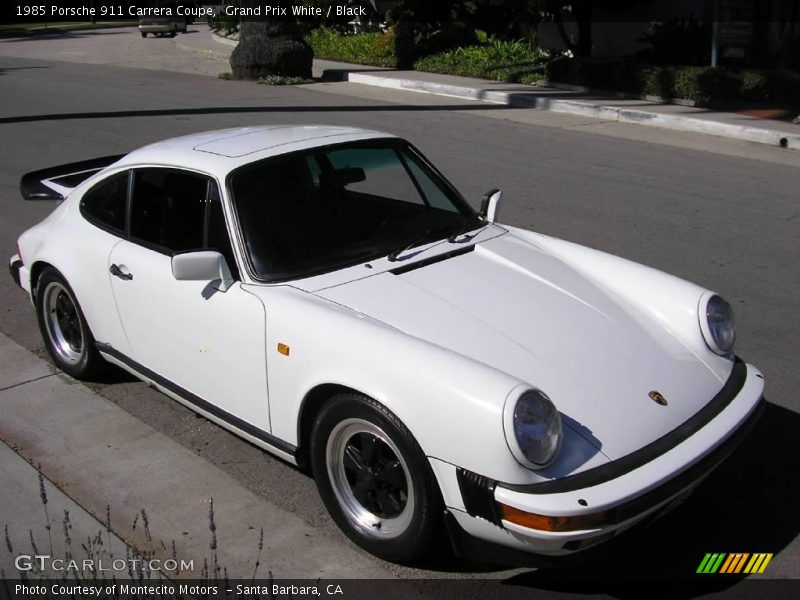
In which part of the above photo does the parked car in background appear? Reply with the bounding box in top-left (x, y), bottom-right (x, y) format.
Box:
top-left (139, 15), bottom-right (188, 38)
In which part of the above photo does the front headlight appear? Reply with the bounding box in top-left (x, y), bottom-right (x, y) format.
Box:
top-left (504, 389), bottom-right (562, 469)
top-left (700, 292), bottom-right (736, 355)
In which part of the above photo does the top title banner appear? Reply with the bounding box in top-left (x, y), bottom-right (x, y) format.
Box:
top-left (7, 0), bottom-right (786, 24)
top-left (12, 2), bottom-right (369, 21)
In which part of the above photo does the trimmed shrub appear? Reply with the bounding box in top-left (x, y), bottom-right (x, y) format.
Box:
top-left (305, 28), bottom-right (546, 84)
top-left (547, 58), bottom-right (800, 105)
top-left (305, 27), bottom-right (397, 68)
top-left (414, 40), bottom-right (547, 84)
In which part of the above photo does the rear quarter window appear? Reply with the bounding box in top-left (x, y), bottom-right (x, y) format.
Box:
top-left (79, 171), bottom-right (129, 235)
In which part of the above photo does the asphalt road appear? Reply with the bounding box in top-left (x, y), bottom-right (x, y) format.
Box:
top-left (1, 27), bottom-right (799, 594)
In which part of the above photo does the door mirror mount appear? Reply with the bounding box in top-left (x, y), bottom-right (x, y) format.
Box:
top-left (479, 189), bottom-right (502, 223)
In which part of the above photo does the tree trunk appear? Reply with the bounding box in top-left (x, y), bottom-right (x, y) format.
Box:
top-left (230, 0), bottom-right (313, 80)
top-left (572, 2), bottom-right (593, 59)
top-left (552, 1), bottom-right (593, 59)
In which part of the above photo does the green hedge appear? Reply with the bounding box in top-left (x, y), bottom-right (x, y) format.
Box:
top-left (306, 27), bottom-right (397, 68)
top-left (413, 40), bottom-right (547, 84)
top-left (547, 57), bottom-right (800, 105)
top-left (306, 28), bottom-right (546, 85)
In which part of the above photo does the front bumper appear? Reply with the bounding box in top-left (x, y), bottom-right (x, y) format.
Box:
top-left (440, 360), bottom-right (764, 562)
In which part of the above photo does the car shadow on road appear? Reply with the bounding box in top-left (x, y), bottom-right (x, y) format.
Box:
top-left (0, 65), bottom-right (50, 76)
top-left (0, 29), bottom-right (132, 42)
top-left (0, 103), bottom-right (514, 125)
top-left (500, 400), bottom-right (799, 598)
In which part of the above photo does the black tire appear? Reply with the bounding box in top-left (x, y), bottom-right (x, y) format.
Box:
top-left (140, 32), bottom-right (147, 38)
top-left (169, 31), bottom-right (177, 38)
top-left (35, 267), bottom-right (105, 379)
top-left (310, 393), bottom-right (443, 563)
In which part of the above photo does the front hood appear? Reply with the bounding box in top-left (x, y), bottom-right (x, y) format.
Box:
top-left (315, 232), bottom-right (729, 460)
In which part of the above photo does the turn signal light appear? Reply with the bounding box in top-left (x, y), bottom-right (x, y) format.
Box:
top-left (277, 343), bottom-right (290, 356)
top-left (498, 503), bottom-right (610, 532)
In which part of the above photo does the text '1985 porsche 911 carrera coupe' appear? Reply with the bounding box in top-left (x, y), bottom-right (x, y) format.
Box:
top-left (9, 126), bottom-right (764, 565)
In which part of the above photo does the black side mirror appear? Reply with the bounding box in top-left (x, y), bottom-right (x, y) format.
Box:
top-left (479, 189), bottom-right (502, 223)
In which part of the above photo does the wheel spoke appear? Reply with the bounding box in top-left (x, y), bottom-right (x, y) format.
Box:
top-left (65, 304), bottom-right (77, 321)
top-left (359, 433), bottom-right (378, 467)
top-left (60, 314), bottom-right (81, 347)
top-left (375, 488), bottom-right (403, 517)
top-left (343, 445), bottom-right (368, 475)
top-left (350, 475), bottom-right (372, 507)
top-left (55, 293), bottom-right (69, 317)
top-left (374, 459), bottom-right (405, 491)
top-left (58, 315), bottom-right (72, 338)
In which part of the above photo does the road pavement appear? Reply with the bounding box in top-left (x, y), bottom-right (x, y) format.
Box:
top-left (0, 26), bottom-right (798, 593)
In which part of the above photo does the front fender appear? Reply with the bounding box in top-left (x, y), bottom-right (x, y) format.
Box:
top-left (248, 284), bottom-right (552, 483)
top-left (507, 227), bottom-right (733, 382)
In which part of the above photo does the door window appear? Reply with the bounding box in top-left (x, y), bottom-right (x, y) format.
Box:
top-left (129, 168), bottom-right (238, 277)
top-left (130, 169), bottom-right (206, 253)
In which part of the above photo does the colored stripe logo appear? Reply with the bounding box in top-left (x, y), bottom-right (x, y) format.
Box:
top-left (697, 553), bottom-right (773, 574)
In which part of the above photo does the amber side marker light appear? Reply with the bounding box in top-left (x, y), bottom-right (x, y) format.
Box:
top-left (277, 343), bottom-right (290, 356)
top-left (498, 503), bottom-right (610, 532)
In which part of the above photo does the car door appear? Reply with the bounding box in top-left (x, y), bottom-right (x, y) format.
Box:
top-left (107, 167), bottom-right (271, 432)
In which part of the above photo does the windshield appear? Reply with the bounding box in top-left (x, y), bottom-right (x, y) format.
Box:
top-left (228, 139), bottom-right (479, 282)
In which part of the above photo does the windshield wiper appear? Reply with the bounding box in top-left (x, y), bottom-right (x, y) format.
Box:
top-left (447, 216), bottom-right (487, 243)
top-left (387, 227), bottom-right (450, 262)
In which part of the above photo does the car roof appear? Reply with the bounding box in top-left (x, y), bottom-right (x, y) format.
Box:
top-left (116, 125), bottom-right (397, 178)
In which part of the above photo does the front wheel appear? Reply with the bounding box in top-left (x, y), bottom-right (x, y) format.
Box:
top-left (310, 393), bottom-right (443, 563)
top-left (140, 32), bottom-right (147, 38)
top-left (35, 268), bottom-right (104, 379)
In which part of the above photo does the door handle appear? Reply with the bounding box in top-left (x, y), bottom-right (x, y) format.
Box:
top-left (110, 264), bottom-right (133, 281)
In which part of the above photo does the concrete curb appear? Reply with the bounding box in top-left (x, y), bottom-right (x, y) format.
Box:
top-left (345, 72), bottom-right (800, 150)
top-left (175, 36), bottom-right (231, 61)
top-left (211, 31), bottom-right (238, 47)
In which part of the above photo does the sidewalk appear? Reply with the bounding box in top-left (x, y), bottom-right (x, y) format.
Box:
top-left (0, 332), bottom-right (402, 583)
top-left (199, 30), bottom-right (800, 151)
top-left (0, 441), bottom-right (131, 578)
top-left (338, 69), bottom-right (800, 150)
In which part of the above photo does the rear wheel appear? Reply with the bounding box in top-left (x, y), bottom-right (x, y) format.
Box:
top-left (36, 268), bottom-right (104, 379)
top-left (310, 393), bottom-right (442, 563)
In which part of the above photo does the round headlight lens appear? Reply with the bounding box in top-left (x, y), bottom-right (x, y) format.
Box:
top-left (705, 294), bottom-right (736, 354)
top-left (512, 390), bottom-right (562, 468)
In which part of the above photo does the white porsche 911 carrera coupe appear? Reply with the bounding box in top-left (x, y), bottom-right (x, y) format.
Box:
top-left (9, 126), bottom-right (764, 564)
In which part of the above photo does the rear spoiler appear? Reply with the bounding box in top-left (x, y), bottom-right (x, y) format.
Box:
top-left (20, 154), bottom-right (125, 201)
